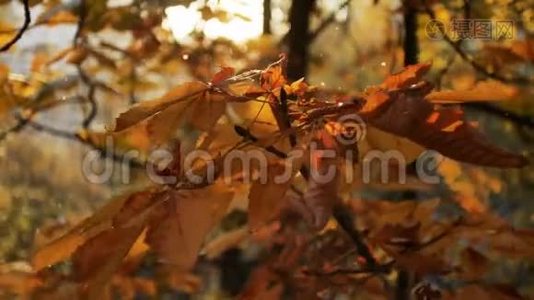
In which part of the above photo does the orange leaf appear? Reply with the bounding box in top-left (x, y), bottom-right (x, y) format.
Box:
top-left (114, 82), bottom-right (208, 132)
top-left (381, 63), bottom-right (431, 90)
top-left (211, 66), bottom-right (235, 85)
top-left (425, 80), bottom-right (519, 103)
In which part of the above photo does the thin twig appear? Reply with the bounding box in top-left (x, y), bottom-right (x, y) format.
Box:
top-left (73, 0), bottom-right (87, 45)
top-left (82, 85), bottom-right (97, 128)
top-left (9, 114), bottom-right (145, 168)
top-left (464, 102), bottom-right (534, 129)
top-left (0, 0), bottom-right (31, 52)
top-left (233, 125), bottom-right (289, 158)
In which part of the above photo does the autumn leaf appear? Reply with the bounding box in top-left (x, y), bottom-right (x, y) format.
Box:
top-left (78, 124), bottom-right (152, 156)
top-left (114, 81), bottom-right (208, 132)
top-left (71, 191), bottom-right (159, 298)
top-left (73, 225), bottom-right (146, 299)
top-left (32, 190), bottom-right (157, 271)
top-left (364, 126), bottom-right (425, 164)
top-left (146, 181), bottom-right (234, 272)
top-left (146, 99), bottom-right (191, 145)
top-left (211, 66), bottom-right (236, 85)
top-left (248, 163), bottom-right (291, 233)
top-left (425, 80), bottom-right (519, 103)
top-left (261, 62), bottom-right (286, 90)
top-left (380, 63), bottom-right (432, 90)
top-left (188, 91), bottom-right (227, 131)
top-left (361, 80), bottom-right (527, 168)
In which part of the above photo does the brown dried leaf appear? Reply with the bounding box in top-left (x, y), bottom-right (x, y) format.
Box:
top-left (361, 91), bottom-right (526, 168)
top-left (31, 192), bottom-right (136, 270)
top-left (189, 91), bottom-right (227, 131)
top-left (248, 163), bottom-right (292, 233)
top-left (73, 226), bottom-right (146, 299)
top-left (146, 100), bottom-right (190, 145)
top-left (146, 181), bottom-right (234, 271)
top-left (71, 191), bottom-right (159, 298)
top-left (114, 82), bottom-right (208, 132)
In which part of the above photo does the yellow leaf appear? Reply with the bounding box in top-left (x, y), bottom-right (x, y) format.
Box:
top-left (425, 80), bottom-right (519, 103)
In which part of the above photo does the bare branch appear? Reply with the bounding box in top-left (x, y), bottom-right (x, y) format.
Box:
top-left (4, 114), bottom-right (145, 168)
top-left (0, 0), bottom-right (31, 52)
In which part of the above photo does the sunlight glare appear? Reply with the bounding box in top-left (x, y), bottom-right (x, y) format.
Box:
top-left (163, 5), bottom-right (201, 42)
top-left (164, 0), bottom-right (263, 44)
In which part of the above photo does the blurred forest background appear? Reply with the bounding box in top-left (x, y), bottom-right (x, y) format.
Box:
top-left (0, 0), bottom-right (534, 299)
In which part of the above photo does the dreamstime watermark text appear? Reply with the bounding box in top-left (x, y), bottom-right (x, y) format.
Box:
top-left (81, 114), bottom-right (443, 186)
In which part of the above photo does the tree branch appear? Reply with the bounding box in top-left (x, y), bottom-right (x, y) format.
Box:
top-left (5, 114), bottom-right (145, 168)
top-left (333, 205), bottom-right (378, 269)
top-left (0, 0), bottom-right (31, 52)
top-left (464, 102), bottom-right (534, 129)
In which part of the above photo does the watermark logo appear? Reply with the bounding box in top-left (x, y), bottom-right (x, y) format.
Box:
top-left (425, 19), bottom-right (514, 40)
top-left (425, 20), bottom-right (446, 40)
top-left (335, 114), bottom-right (367, 145)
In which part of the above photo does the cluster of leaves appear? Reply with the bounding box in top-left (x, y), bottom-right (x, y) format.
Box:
top-left (0, 55), bottom-right (530, 298)
top-left (1, 0), bottom-right (533, 297)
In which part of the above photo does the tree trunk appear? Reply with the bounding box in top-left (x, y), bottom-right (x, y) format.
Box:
top-left (403, 5), bottom-right (418, 66)
top-left (287, 0), bottom-right (315, 80)
top-left (263, 0), bottom-right (272, 35)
